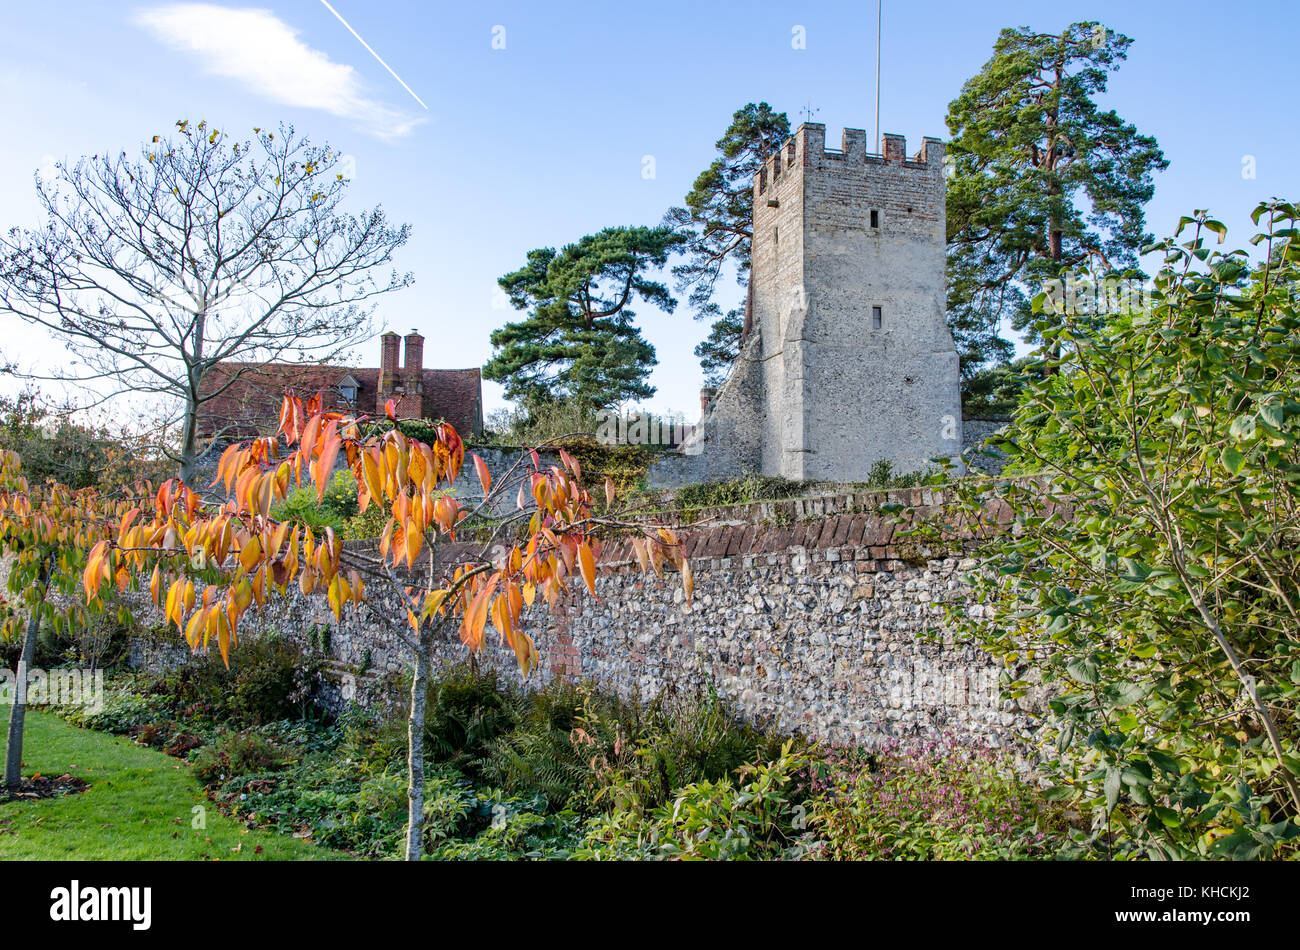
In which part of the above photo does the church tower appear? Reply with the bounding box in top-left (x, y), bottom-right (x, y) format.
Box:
top-left (651, 123), bottom-right (963, 487)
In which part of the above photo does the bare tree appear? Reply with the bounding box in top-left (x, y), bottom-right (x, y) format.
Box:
top-left (0, 120), bottom-right (413, 481)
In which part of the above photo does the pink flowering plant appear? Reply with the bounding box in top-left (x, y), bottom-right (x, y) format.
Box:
top-left (811, 734), bottom-right (1072, 860)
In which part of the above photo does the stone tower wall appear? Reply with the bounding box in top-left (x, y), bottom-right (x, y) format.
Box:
top-left (647, 121), bottom-right (964, 490)
top-left (751, 123), bottom-right (962, 481)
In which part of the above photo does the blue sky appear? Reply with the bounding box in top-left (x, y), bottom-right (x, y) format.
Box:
top-left (1, 0), bottom-right (1295, 420)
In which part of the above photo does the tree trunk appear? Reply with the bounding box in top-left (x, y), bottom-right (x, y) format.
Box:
top-left (404, 634), bottom-right (431, 861)
top-left (3, 604), bottom-right (42, 791)
top-left (179, 389), bottom-right (201, 486)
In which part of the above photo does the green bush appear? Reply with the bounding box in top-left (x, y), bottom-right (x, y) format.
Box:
top-left (62, 683), bottom-right (168, 734)
top-left (423, 665), bottom-right (520, 773)
top-left (193, 728), bottom-right (295, 785)
top-left (482, 682), bottom-right (797, 815)
top-left (573, 742), bottom-right (813, 860)
top-left (271, 471), bottom-right (359, 531)
top-left (931, 203), bottom-right (1300, 859)
top-left (149, 634), bottom-right (320, 727)
top-left (675, 475), bottom-right (813, 510)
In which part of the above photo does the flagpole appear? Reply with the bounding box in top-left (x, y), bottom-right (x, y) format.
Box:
top-left (874, 0), bottom-right (882, 150)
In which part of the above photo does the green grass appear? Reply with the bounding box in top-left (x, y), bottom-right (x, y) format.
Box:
top-left (0, 710), bottom-right (342, 860)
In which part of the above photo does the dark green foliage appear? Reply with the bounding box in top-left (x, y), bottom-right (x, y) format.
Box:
top-left (945, 22), bottom-right (1168, 373)
top-left (148, 634), bottom-right (320, 728)
top-left (961, 359), bottom-right (1034, 417)
top-left (422, 666), bottom-right (518, 774)
top-left (0, 389), bottom-right (168, 489)
top-left (922, 203), bottom-right (1300, 859)
top-left (693, 305), bottom-right (745, 389)
top-left (664, 103), bottom-right (790, 381)
top-left (59, 664), bottom-right (1070, 860)
top-left (674, 474), bottom-right (814, 510)
top-left (484, 226), bottom-right (686, 411)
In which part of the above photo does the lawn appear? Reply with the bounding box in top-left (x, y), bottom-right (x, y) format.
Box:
top-left (0, 710), bottom-right (341, 860)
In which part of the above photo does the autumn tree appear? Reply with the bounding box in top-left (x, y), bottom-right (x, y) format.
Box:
top-left (0, 120), bottom-right (412, 482)
top-left (485, 226), bottom-right (684, 414)
top-left (945, 22), bottom-right (1167, 373)
top-left (62, 394), bottom-right (690, 859)
top-left (0, 451), bottom-right (135, 790)
top-left (664, 103), bottom-right (790, 387)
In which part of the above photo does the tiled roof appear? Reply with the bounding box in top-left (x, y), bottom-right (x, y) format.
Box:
top-left (197, 361), bottom-right (483, 441)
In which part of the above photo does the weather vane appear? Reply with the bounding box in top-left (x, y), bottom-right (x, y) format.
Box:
top-left (799, 98), bottom-right (821, 124)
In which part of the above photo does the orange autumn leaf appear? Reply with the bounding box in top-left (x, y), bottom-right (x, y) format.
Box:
top-left (577, 541), bottom-right (597, 596)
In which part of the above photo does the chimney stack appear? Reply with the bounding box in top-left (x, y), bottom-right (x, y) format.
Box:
top-left (404, 329), bottom-right (424, 377)
top-left (700, 387), bottom-right (712, 417)
top-left (403, 329), bottom-right (424, 417)
top-left (379, 331), bottom-right (400, 396)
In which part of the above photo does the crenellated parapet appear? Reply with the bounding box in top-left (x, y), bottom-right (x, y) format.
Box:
top-left (755, 123), bottom-right (945, 198)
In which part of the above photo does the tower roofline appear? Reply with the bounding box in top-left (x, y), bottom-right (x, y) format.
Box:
top-left (753, 122), bottom-right (945, 191)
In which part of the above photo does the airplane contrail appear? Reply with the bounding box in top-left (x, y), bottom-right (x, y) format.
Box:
top-left (318, 0), bottom-right (428, 111)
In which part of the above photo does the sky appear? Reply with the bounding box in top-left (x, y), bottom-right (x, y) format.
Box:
top-left (1, 0), bottom-right (1296, 422)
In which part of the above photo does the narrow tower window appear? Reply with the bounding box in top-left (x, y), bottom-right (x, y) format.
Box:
top-left (870, 209), bottom-right (880, 229)
top-left (872, 306), bottom-right (882, 329)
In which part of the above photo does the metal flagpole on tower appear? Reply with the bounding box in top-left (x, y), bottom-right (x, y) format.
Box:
top-left (874, 0), bottom-right (882, 151)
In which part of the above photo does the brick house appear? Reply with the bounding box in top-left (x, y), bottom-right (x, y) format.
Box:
top-left (196, 330), bottom-right (484, 443)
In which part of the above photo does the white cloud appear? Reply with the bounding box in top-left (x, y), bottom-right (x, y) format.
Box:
top-left (134, 3), bottom-right (424, 140)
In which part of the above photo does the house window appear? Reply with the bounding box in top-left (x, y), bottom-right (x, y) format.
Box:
top-left (337, 375), bottom-right (359, 406)
top-left (872, 306), bottom-right (882, 329)
top-left (870, 209), bottom-right (880, 229)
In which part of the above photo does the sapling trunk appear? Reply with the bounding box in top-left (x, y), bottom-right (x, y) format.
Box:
top-left (3, 606), bottom-right (41, 790)
top-left (404, 634), bottom-right (431, 861)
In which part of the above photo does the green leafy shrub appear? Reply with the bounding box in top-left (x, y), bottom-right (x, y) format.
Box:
top-left (422, 665), bottom-right (520, 773)
top-left (483, 682), bottom-right (797, 815)
top-left (62, 683), bottom-right (168, 734)
top-left (573, 742), bottom-right (813, 860)
top-left (194, 728), bottom-right (295, 785)
top-left (271, 471), bottom-right (358, 530)
top-left (926, 202), bottom-right (1300, 859)
top-left (152, 634), bottom-right (320, 727)
top-left (675, 475), bottom-right (813, 510)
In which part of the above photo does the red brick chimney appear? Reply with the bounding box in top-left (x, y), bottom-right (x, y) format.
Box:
top-left (377, 331), bottom-right (401, 409)
top-left (403, 329), bottom-right (424, 416)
